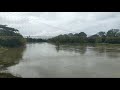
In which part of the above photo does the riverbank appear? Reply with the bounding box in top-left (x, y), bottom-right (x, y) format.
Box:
top-left (0, 47), bottom-right (8, 54)
top-left (0, 47), bottom-right (24, 78)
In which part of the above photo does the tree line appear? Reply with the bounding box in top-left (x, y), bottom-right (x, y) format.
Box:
top-left (0, 25), bottom-right (26, 47)
top-left (48, 29), bottom-right (120, 44)
top-left (1, 24), bottom-right (120, 46)
top-left (26, 37), bottom-right (47, 42)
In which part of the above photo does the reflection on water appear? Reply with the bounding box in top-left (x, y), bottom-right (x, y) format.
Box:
top-left (89, 44), bottom-right (120, 58)
top-left (1, 43), bottom-right (120, 78)
top-left (55, 44), bottom-right (87, 55)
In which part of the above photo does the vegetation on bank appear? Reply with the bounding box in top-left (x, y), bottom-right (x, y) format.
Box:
top-left (1, 24), bottom-right (120, 45)
top-left (0, 25), bottom-right (26, 47)
top-left (48, 29), bottom-right (120, 44)
top-left (25, 37), bottom-right (47, 43)
top-left (0, 47), bottom-right (25, 68)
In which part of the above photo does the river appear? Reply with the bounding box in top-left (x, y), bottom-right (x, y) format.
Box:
top-left (1, 42), bottom-right (120, 78)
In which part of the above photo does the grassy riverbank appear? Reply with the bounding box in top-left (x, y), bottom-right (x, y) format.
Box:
top-left (0, 46), bottom-right (25, 67)
top-left (0, 47), bottom-right (8, 53)
top-left (0, 47), bottom-right (24, 78)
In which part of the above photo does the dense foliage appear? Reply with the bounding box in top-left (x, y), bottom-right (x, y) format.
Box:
top-left (49, 29), bottom-right (120, 44)
top-left (26, 37), bottom-right (47, 42)
top-left (0, 25), bottom-right (26, 47)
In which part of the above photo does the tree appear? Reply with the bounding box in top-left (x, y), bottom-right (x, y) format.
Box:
top-left (106, 29), bottom-right (120, 37)
top-left (68, 33), bottom-right (74, 37)
top-left (97, 31), bottom-right (106, 37)
top-left (78, 32), bottom-right (87, 38)
top-left (116, 32), bottom-right (120, 37)
top-left (74, 33), bottom-right (79, 36)
top-left (0, 25), bottom-right (19, 35)
top-left (97, 31), bottom-right (106, 42)
top-left (88, 34), bottom-right (102, 43)
top-left (105, 29), bottom-right (120, 44)
top-left (0, 24), bottom-right (26, 47)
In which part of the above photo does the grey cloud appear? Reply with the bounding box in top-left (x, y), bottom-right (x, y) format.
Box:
top-left (0, 12), bottom-right (120, 36)
top-left (95, 12), bottom-right (120, 21)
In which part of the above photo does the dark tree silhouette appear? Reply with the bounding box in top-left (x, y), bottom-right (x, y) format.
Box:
top-left (0, 24), bottom-right (26, 47)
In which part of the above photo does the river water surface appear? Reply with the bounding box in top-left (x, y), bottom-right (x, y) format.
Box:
top-left (1, 42), bottom-right (120, 78)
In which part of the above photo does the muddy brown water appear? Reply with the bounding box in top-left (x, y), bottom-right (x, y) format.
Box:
top-left (1, 43), bottom-right (120, 78)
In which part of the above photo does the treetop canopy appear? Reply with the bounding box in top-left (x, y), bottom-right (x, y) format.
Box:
top-left (0, 24), bottom-right (19, 32)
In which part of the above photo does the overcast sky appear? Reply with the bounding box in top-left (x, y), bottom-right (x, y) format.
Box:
top-left (0, 12), bottom-right (120, 37)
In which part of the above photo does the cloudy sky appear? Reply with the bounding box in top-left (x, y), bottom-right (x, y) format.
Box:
top-left (0, 12), bottom-right (120, 37)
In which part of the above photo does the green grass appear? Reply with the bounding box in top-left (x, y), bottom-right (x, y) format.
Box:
top-left (0, 47), bottom-right (8, 54)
